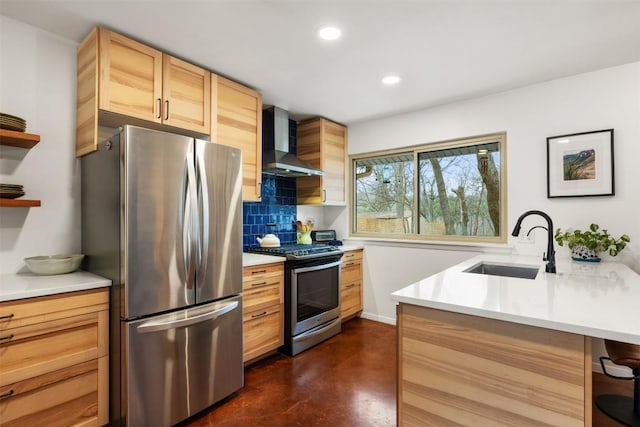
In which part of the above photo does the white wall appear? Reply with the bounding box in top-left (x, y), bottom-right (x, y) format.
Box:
top-left (347, 61), bottom-right (640, 371)
top-left (0, 16), bottom-right (79, 274)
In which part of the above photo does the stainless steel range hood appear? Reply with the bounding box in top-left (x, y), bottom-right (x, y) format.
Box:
top-left (262, 106), bottom-right (324, 177)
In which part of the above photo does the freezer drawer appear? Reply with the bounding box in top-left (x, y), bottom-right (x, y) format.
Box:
top-left (124, 296), bottom-right (243, 426)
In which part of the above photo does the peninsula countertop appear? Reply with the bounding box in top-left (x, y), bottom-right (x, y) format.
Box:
top-left (391, 254), bottom-right (640, 345)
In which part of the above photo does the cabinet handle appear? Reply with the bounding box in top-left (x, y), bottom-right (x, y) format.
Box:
top-left (0, 313), bottom-right (14, 320)
top-left (156, 98), bottom-right (162, 119)
top-left (344, 262), bottom-right (355, 267)
top-left (344, 254), bottom-right (354, 258)
top-left (0, 389), bottom-right (14, 400)
top-left (251, 311), bottom-right (268, 319)
top-left (0, 334), bottom-right (14, 342)
top-left (322, 189), bottom-right (326, 202)
top-left (251, 281), bottom-right (268, 288)
top-left (346, 283), bottom-right (356, 289)
top-left (251, 269), bottom-right (267, 275)
top-left (164, 100), bottom-right (170, 120)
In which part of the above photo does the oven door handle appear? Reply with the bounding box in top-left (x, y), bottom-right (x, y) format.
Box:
top-left (291, 259), bottom-right (342, 274)
top-left (294, 318), bottom-right (341, 342)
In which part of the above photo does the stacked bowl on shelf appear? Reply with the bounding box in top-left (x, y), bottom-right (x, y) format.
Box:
top-left (0, 112), bottom-right (27, 132)
top-left (0, 183), bottom-right (25, 199)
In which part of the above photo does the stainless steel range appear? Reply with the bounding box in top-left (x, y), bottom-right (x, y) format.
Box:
top-left (249, 244), bottom-right (343, 355)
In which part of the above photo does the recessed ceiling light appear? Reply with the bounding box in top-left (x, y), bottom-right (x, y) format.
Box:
top-left (382, 75), bottom-right (401, 86)
top-left (318, 26), bottom-right (342, 41)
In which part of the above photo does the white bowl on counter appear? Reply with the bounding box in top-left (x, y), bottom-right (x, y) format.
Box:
top-left (24, 254), bottom-right (85, 275)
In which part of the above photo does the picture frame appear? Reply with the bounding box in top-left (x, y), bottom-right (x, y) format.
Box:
top-left (547, 129), bottom-right (614, 198)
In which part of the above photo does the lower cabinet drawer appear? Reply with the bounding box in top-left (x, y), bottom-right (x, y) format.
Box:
top-left (243, 304), bottom-right (283, 362)
top-left (341, 281), bottom-right (362, 319)
top-left (0, 358), bottom-right (106, 427)
top-left (243, 283), bottom-right (282, 314)
top-left (0, 311), bottom-right (108, 387)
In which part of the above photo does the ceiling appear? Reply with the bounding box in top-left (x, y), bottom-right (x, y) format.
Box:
top-left (2, 0), bottom-right (640, 124)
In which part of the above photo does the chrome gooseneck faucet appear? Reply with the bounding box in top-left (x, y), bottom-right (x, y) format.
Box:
top-left (511, 210), bottom-right (556, 273)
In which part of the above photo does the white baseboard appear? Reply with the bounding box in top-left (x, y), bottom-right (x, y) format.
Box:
top-left (360, 311), bottom-right (396, 326)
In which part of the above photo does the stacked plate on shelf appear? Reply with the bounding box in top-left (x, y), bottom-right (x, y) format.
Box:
top-left (0, 112), bottom-right (27, 132)
top-left (0, 183), bottom-right (25, 199)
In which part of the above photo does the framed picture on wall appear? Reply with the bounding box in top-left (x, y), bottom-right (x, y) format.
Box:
top-left (547, 129), bottom-right (614, 198)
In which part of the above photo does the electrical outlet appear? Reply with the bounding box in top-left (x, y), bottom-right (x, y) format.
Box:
top-left (518, 233), bottom-right (535, 244)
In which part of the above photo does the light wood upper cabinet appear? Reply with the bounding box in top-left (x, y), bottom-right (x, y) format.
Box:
top-left (211, 75), bottom-right (262, 201)
top-left (162, 55), bottom-right (210, 133)
top-left (296, 118), bottom-right (347, 205)
top-left (98, 29), bottom-right (163, 123)
top-left (76, 27), bottom-right (211, 156)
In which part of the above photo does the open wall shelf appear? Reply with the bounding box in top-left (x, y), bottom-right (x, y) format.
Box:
top-left (0, 199), bottom-right (41, 207)
top-left (0, 129), bottom-right (42, 207)
top-left (0, 129), bottom-right (41, 148)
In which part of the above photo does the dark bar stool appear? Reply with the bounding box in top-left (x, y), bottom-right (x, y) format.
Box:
top-left (597, 339), bottom-right (640, 427)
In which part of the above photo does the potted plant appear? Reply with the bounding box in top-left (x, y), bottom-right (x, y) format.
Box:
top-left (554, 223), bottom-right (630, 262)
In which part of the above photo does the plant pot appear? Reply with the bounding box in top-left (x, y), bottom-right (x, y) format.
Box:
top-left (571, 244), bottom-right (601, 262)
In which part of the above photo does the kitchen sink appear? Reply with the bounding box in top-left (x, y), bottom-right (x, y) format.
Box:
top-left (464, 262), bottom-right (539, 280)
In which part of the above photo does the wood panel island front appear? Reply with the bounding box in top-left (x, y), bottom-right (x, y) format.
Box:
top-left (391, 254), bottom-right (640, 427)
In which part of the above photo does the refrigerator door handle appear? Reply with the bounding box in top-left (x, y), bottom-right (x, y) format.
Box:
top-left (195, 142), bottom-right (209, 288)
top-left (184, 146), bottom-right (198, 292)
top-left (136, 301), bottom-right (239, 333)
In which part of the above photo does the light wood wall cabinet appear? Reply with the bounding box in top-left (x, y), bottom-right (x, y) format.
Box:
top-left (0, 288), bottom-right (109, 426)
top-left (76, 27), bottom-right (211, 156)
top-left (296, 118), bottom-right (348, 205)
top-left (242, 263), bottom-right (284, 363)
top-left (212, 75), bottom-right (263, 201)
top-left (397, 303), bottom-right (592, 426)
top-left (340, 249), bottom-right (363, 321)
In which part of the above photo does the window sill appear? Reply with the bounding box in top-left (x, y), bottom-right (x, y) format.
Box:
top-left (343, 236), bottom-right (515, 254)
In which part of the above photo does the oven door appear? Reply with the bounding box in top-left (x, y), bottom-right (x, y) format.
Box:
top-left (291, 259), bottom-right (342, 336)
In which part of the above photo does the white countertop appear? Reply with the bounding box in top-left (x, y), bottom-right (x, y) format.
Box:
top-left (391, 254), bottom-right (640, 345)
top-left (242, 252), bottom-right (286, 267)
top-left (242, 245), bottom-right (363, 267)
top-left (0, 270), bottom-right (111, 302)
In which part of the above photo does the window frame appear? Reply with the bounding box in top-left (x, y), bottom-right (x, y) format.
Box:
top-left (349, 132), bottom-right (507, 244)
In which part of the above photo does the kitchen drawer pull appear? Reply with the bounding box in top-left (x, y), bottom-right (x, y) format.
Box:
top-left (0, 313), bottom-right (14, 320)
top-left (345, 283), bottom-right (356, 289)
top-left (344, 254), bottom-right (354, 258)
top-left (251, 281), bottom-right (268, 287)
top-left (251, 311), bottom-right (268, 319)
top-left (0, 334), bottom-right (14, 342)
top-left (250, 269), bottom-right (267, 275)
top-left (344, 262), bottom-right (355, 267)
top-left (0, 389), bottom-right (14, 400)
top-left (156, 98), bottom-right (162, 119)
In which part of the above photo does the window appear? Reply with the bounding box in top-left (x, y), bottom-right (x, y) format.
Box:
top-left (352, 133), bottom-right (506, 243)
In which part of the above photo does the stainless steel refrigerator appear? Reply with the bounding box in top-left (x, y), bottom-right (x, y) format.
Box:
top-left (81, 125), bottom-right (243, 426)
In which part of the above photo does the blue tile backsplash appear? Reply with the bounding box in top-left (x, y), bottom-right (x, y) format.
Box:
top-left (242, 119), bottom-right (298, 251)
top-left (242, 175), bottom-right (297, 251)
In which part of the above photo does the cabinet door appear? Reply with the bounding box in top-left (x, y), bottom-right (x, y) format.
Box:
top-left (162, 55), bottom-right (211, 134)
top-left (98, 28), bottom-right (163, 122)
top-left (212, 75), bottom-right (262, 201)
top-left (243, 305), bottom-right (283, 363)
top-left (322, 120), bottom-right (348, 204)
top-left (297, 118), bottom-right (347, 205)
top-left (0, 359), bottom-right (106, 427)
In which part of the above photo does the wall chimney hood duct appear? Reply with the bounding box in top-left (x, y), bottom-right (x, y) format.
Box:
top-left (262, 106), bottom-right (325, 177)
